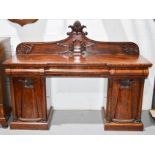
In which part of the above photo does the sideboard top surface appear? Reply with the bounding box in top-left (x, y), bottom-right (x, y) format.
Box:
top-left (2, 21), bottom-right (152, 68)
top-left (2, 54), bottom-right (152, 68)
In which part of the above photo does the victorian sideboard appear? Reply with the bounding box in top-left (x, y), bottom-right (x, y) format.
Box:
top-left (0, 38), bottom-right (11, 128)
top-left (2, 21), bottom-right (152, 131)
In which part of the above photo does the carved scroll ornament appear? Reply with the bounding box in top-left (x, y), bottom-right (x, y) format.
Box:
top-left (67, 20), bottom-right (88, 35)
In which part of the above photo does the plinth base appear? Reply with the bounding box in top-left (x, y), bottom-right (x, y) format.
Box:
top-left (0, 107), bottom-right (11, 128)
top-left (102, 107), bottom-right (143, 131)
top-left (0, 118), bottom-right (9, 128)
top-left (10, 107), bottom-right (53, 130)
top-left (104, 122), bottom-right (143, 131)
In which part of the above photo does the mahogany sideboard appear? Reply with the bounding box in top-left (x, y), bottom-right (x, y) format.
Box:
top-left (2, 21), bottom-right (152, 131)
top-left (0, 38), bottom-right (11, 128)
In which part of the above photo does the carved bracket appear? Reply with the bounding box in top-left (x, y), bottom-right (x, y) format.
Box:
top-left (18, 78), bottom-right (33, 88)
top-left (120, 79), bottom-right (133, 88)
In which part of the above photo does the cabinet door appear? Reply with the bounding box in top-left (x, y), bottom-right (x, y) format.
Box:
top-left (106, 78), bottom-right (144, 123)
top-left (11, 77), bottom-right (47, 122)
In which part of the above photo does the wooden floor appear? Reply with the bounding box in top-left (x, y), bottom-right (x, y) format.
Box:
top-left (0, 110), bottom-right (155, 135)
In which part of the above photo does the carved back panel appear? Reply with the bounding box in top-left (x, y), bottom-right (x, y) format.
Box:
top-left (106, 78), bottom-right (144, 123)
top-left (16, 21), bottom-right (139, 57)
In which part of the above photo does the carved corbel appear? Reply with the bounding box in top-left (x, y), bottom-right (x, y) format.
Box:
top-left (120, 79), bottom-right (133, 88)
top-left (18, 78), bottom-right (34, 88)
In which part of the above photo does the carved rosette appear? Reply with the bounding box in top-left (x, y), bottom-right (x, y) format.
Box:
top-left (121, 43), bottom-right (139, 55)
top-left (16, 43), bottom-right (33, 54)
top-left (67, 20), bottom-right (88, 35)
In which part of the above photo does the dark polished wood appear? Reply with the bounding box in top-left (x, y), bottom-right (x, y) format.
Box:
top-left (0, 38), bottom-right (11, 128)
top-left (8, 19), bottom-right (38, 27)
top-left (2, 21), bottom-right (152, 130)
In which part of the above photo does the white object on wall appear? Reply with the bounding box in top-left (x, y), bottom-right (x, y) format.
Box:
top-left (0, 19), bottom-right (154, 110)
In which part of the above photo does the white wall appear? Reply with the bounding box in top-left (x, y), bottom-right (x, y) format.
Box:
top-left (0, 19), bottom-right (154, 110)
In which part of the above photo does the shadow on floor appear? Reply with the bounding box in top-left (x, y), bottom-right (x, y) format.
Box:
top-left (51, 110), bottom-right (103, 125)
top-left (141, 110), bottom-right (155, 128)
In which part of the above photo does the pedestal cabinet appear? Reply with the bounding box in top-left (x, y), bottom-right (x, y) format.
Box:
top-left (0, 38), bottom-right (11, 127)
top-left (9, 77), bottom-right (52, 130)
top-left (105, 78), bottom-right (145, 130)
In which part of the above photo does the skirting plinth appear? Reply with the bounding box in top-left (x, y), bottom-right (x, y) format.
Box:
top-left (0, 107), bottom-right (11, 128)
top-left (102, 107), bottom-right (144, 131)
top-left (104, 122), bottom-right (143, 131)
top-left (0, 118), bottom-right (9, 128)
top-left (10, 107), bottom-right (53, 130)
